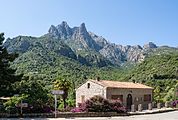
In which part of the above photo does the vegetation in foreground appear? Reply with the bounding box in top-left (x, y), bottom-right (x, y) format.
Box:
top-left (0, 33), bottom-right (23, 97)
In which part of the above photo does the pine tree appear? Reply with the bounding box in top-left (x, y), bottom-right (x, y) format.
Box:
top-left (0, 33), bottom-right (22, 97)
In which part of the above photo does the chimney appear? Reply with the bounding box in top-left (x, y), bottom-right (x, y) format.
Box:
top-left (96, 76), bottom-right (100, 81)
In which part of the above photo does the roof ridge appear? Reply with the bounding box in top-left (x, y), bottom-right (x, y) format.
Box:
top-left (89, 79), bottom-right (153, 89)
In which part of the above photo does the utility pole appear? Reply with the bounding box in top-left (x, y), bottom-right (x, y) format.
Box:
top-left (176, 66), bottom-right (178, 80)
top-left (20, 99), bottom-right (23, 116)
top-left (174, 66), bottom-right (178, 101)
top-left (52, 90), bottom-right (64, 118)
top-left (54, 94), bottom-right (57, 118)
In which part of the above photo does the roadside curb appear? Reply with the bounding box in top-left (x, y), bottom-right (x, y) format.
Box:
top-left (0, 108), bottom-right (177, 118)
top-left (128, 108), bottom-right (178, 116)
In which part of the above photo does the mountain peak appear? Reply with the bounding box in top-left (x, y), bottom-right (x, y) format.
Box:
top-left (59, 21), bottom-right (70, 29)
top-left (48, 21), bottom-right (72, 39)
top-left (79, 23), bottom-right (88, 36)
top-left (143, 42), bottom-right (157, 49)
top-left (61, 21), bottom-right (68, 25)
top-left (5, 21), bottom-right (178, 68)
top-left (80, 23), bottom-right (86, 28)
top-left (48, 25), bottom-right (58, 36)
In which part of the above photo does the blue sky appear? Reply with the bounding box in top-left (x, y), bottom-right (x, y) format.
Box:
top-left (0, 0), bottom-right (178, 47)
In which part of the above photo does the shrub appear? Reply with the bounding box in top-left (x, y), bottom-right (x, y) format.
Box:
top-left (58, 99), bottom-right (76, 112)
top-left (71, 95), bottom-right (126, 113)
top-left (109, 100), bottom-right (127, 113)
top-left (171, 100), bottom-right (178, 107)
top-left (84, 96), bottom-right (110, 112)
top-left (71, 107), bottom-right (84, 113)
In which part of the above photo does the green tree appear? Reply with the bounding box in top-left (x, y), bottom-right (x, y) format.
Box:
top-left (0, 33), bottom-right (22, 97)
top-left (3, 94), bottom-right (28, 113)
top-left (163, 88), bottom-right (175, 102)
top-left (9, 75), bottom-right (52, 113)
top-left (154, 86), bottom-right (162, 102)
top-left (54, 76), bottom-right (71, 109)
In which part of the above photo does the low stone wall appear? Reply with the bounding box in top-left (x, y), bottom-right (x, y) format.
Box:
top-left (0, 112), bottom-right (128, 118)
top-left (131, 102), bottom-right (174, 112)
top-left (56, 112), bottom-right (128, 118)
top-left (0, 113), bottom-right (54, 118)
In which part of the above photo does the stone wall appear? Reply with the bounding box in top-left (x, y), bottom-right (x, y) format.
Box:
top-left (0, 112), bottom-right (129, 118)
top-left (76, 81), bottom-right (106, 107)
top-left (106, 88), bottom-right (153, 109)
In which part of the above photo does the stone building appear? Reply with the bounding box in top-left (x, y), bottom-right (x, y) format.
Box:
top-left (76, 79), bottom-right (153, 109)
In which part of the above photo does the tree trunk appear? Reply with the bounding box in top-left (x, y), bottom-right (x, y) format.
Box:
top-left (63, 91), bottom-right (68, 109)
top-left (63, 97), bottom-right (66, 109)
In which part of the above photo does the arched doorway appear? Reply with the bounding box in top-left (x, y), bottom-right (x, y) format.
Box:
top-left (127, 94), bottom-right (132, 110)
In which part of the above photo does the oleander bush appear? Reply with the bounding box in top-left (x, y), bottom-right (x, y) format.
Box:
top-left (171, 100), bottom-right (178, 107)
top-left (71, 95), bottom-right (126, 113)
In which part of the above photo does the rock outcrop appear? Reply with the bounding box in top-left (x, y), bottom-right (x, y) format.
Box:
top-left (47, 21), bottom-right (152, 65)
top-left (5, 21), bottom-right (168, 66)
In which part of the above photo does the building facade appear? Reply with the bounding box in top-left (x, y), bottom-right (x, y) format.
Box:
top-left (76, 79), bottom-right (153, 109)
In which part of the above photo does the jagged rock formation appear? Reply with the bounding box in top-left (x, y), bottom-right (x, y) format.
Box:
top-left (46, 21), bottom-right (156, 65)
top-left (5, 21), bottom-right (177, 67)
top-left (143, 42), bottom-right (157, 49)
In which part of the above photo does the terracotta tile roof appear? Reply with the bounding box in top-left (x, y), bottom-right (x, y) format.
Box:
top-left (90, 80), bottom-right (153, 89)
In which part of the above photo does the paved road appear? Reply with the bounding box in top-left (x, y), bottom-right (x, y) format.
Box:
top-left (1, 111), bottom-right (178, 120)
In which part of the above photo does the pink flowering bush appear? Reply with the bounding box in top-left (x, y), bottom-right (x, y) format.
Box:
top-left (171, 100), bottom-right (178, 107)
top-left (71, 102), bottom-right (86, 112)
top-left (71, 95), bottom-right (126, 113)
